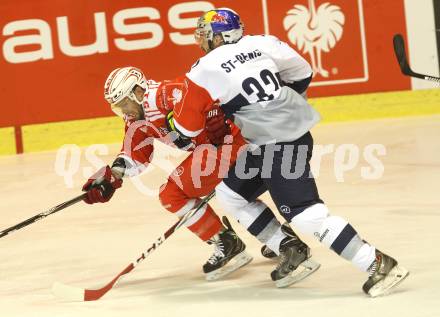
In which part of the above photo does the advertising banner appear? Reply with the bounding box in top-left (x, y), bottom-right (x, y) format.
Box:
top-left (1, 0), bottom-right (410, 127)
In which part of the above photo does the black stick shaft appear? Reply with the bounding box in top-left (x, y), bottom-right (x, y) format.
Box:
top-left (0, 193), bottom-right (86, 238)
top-left (393, 34), bottom-right (440, 82)
top-left (135, 191), bottom-right (215, 262)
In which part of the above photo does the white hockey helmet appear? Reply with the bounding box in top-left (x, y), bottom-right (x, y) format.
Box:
top-left (195, 8), bottom-right (244, 47)
top-left (104, 67), bottom-right (147, 116)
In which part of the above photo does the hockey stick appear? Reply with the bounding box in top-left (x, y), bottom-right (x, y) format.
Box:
top-left (52, 191), bottom-right (215, 302)
top-left (0, 193), bottom-right (87, 239)
top-left (393, 34), bottom-right (440, 82)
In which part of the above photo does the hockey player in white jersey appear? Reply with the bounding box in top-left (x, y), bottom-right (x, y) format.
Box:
top-left (167, 8), bottom-right (409, 296)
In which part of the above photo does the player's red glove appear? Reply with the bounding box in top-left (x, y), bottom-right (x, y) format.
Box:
top-left (82, 166), bottom-right (123, 204)
top-left (205, 106), bottom-right (231, 145)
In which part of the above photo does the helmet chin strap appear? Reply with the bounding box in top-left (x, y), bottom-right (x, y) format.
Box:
top-left (128, 90), bottom-right (143, 106)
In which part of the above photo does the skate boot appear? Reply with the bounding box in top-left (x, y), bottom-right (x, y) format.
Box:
top-left (363, 249), bottom-right (409, 297)
top-left (261, 223), bottom-right (298, 260)
top-left (261, 245), bottom-right (278, 259)
top-left (271, 227), bottom-right (320, 288)
top-left (203, 216), bottom-right (253, 281)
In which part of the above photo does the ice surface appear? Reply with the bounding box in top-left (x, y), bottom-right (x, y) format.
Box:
top-left (1, 116), bottom-right (439, 317)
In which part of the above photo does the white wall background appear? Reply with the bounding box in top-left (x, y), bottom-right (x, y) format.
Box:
top-left (404, 0), bottom-right (440, 89)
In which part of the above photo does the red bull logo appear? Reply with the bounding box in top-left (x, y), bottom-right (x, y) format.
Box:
top-left (212, 13), bottom-right (227, 23)
top-left (205, 11), bottom-right (228, 24)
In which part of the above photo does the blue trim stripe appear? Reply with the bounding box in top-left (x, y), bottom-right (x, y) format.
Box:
top-left (330, 224), bottom-right (357, 255)
top-left (247, 207), bottom-right (275, 236)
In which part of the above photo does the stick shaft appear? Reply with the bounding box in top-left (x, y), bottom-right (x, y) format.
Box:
top-left (0, 193), bottom-right (86, 238)
top-left (130, 191), bottom-right (214, 268)
top-left (393, 34), bottom-right (440, 82)
top-left (81, 191), bottom-right (215, 301)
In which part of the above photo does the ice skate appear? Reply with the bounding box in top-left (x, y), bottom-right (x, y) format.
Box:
top-left (271, 229), bottom-right (320, 288)
top-left (261, 245), bottom-right (278, 259)
top-left (261, 223), bottom-right (299, 260)
top-left (363, 250), bottom-right (409, 297)
top-left (203, 216), bottom-right (253, 281)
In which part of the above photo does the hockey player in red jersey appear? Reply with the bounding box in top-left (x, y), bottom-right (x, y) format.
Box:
top-left (168, 8), bottom-right (409, 296)
top-left (82, 66), bottom-right (256, 280)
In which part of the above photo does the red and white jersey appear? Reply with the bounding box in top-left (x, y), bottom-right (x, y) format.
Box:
top-left (173, 35), bottom-right (320, 145)
top-left (116, 77), bottom-right (210, 176)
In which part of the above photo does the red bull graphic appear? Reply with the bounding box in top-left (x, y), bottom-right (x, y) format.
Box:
top-left (210, 12), bottom-right (228, 23)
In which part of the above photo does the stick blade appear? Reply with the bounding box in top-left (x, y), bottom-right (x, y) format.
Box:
top-left (51, 263), bottom-right (135, 302)
top-left (52, 282), bottom-right (86, 301)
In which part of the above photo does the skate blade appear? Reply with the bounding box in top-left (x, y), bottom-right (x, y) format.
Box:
top-left (368, 265), bottom-right (409, 298)
top-left (263, 253), bottom-right (279, 261)
top-left (275, 258), bottom-right (321, 288)
top-left (205, 251), bottom-right (253, 281)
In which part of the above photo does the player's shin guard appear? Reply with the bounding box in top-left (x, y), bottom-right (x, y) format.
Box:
top-left (185, 203), bottom-right (223, 241)
top-left (291, 203), bottom-right (376, 272)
